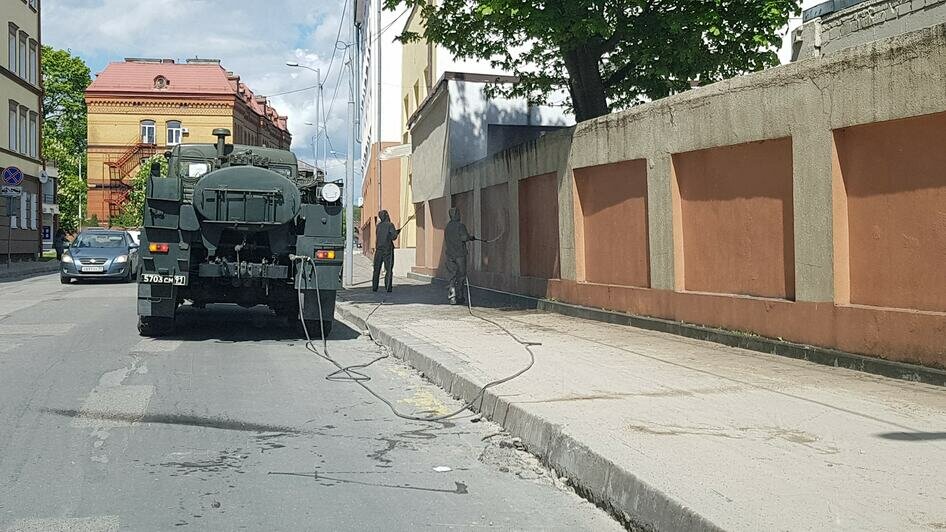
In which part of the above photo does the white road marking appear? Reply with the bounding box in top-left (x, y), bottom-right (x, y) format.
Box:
top-left (0, 324), bottom-right (75, 336)
top-left (72, 358), bottom-right (155, 465)
top-left (3, 516), bottom-right (120, 532)
top-left (72, 385), bottom-right (155, 429)
top-left (130, 338), bottom-right (182, 353)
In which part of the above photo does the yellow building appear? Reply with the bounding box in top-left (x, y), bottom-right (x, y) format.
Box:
top-left (1, 0), bottom-right (43, 260)
top-left (395, 6), bottom-right (433, 251)
top-left (85, 58), bottom-right (291, 224)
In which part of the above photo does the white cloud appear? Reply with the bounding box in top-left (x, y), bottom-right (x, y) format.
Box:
top-left (43, 0), bottom-right (357, 182)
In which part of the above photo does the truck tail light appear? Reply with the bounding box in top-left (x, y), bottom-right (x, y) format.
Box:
top-left (149, 243), bottom-right (170, 254)
top-left (315, 250), bottom-right (336, 260)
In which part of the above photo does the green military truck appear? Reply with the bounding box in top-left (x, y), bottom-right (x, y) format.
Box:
top-left (137, 129), bottom-right (343, 337)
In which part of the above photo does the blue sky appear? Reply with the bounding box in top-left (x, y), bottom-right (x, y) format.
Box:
top-left (42, 0), bottom-right (357, 184)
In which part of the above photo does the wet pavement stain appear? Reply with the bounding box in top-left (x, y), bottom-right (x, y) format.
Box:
top-left (255, 432), bottom-right (294, 453)
top-left (44, 408), bottom-right (304, 434)
top-left (367, 438), bottom-right (398, 467)
top-left (268, 471), bottom-right (470, 495)
top-left (159, 449), bottom-right (248, 476)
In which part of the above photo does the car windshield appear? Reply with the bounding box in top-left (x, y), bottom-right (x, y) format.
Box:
top-left (72, 233), bottom-right (127, 248)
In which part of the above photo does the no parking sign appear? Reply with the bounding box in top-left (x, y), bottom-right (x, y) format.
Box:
top-left (2, 166), bottom-right (24, 186)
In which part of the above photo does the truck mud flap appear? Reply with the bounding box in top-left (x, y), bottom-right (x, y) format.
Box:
top-left (137, 283), bottom-right (178, 318)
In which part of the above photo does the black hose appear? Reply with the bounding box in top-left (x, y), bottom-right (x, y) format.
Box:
top-left (292, 256), bottom-right (538, 423)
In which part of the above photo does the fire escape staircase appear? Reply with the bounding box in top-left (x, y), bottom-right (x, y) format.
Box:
top-left (105, 136), bottom-right (157, 219)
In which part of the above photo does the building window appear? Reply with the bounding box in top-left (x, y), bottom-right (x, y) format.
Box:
top-left (8, 101), bottom-right (17, 152)
top-left (140, 120), bottom-right (155, 144)
top-left (9, 191), bottom-right (19, 228)
top-left (18, 32), bottom-right (27, 78)
top-left (8, 24), bottom-right (16, 73)
top-left (153, 75), bottom-right (169, 90)
top-left (30, 193), bottom-right (37, 230)
top-left (28, 111), bottom-right (37, 158)
top-left (166, 120), bottom-right (182, 145)
top-left (29, 0), bottom-right (37, 11)
top-left (28, 40), bottom-right (37, 84)
top-left (19, 106), bottom-right (27, 155)
top-left (19, 192), bottom-right (27, 229)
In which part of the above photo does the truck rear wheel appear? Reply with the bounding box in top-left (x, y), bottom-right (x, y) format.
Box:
top-left (138, 316), bottom-right (174, 337)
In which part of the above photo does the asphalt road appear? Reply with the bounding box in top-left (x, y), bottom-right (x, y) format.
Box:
top-left (0, 275), bottom-right (621, 531)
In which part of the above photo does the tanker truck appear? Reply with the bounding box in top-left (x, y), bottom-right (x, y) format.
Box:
top-left (136, 129), bottom-right (343, 337)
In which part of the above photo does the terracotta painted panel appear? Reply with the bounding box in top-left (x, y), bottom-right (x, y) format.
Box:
top-left (546, 279), bottom-right (946, 369)
top-left (835, 112), bottom-right (946, 313)
top-left (575, 160), bottom-right (650, 287)
top-left (673, 138), bottom-right (795, 300)
top-left (518, 173), bottom-right (561, 279)
top-left (415, 202), bottom-right (426, 268)
top-left (481, 183), bottom-right (512, 274)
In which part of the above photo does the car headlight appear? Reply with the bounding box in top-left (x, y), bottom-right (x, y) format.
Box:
top-left (61, 253), bottom-right (73, 263)
top-left (114, 255), bottom-right (128, 264)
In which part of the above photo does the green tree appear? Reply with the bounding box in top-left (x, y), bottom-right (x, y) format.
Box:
top-left (111, 155), bottom-right (168, 228)
top-left (41, 46), bottom-right (92, 232)
top-left (387, 0), bottom-right (800, 121)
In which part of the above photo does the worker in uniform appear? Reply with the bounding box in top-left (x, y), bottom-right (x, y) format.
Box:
top-left (372, 210), bottom-right (400, 293)
top-left (444, 207), bottom-right (477, 304)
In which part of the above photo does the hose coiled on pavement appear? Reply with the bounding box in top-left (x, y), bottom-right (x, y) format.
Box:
top-left (291, 255), bottom-right (538, 423)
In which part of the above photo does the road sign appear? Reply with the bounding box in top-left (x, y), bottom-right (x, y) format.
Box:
top-left (0, 185), bottom-right (22, 197)
top-left (39, 170), bottom-right (49, 184)
top-left (42, 225), bottom-right (51, 240)
top-left (2, 166), bottom-right (24, 186)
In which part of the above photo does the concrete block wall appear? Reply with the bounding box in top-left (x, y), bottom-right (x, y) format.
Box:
top-left (413, 23), bottom-right (946, 368)
top-left (794, 0), bottom-right (946, 59)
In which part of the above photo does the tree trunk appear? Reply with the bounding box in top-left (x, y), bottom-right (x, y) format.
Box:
top-left (561, 46), bottom-right (610, 122)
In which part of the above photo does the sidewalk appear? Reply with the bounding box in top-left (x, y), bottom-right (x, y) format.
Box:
top-left (0, 260), bottom-right (60, 282)
top-left (337, 255), bottom-right (946, 531)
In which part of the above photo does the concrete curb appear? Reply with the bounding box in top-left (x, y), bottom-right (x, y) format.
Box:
top-left (407, 272), bottom-right (946, 388)
top-left (0, 261), bottom-right (60, 283)
top-left (335, 301), bottom-right (725, 532)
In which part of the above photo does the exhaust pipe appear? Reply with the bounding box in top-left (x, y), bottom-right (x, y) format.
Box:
top-left (212, 128), bottom-right (231, 160)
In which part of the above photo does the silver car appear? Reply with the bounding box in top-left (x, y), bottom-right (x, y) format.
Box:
top-left (60, 229), bottom-right (140, 284)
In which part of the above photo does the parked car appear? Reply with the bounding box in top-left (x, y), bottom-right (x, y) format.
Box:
top-left (60, 229), bottom-right (140, 284)
top-left (125, 229), bottom-right (141, 246)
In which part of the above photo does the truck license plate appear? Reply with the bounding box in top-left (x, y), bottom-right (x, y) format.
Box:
top-left (80, 266), bottom-right (105, 273)
top-left (141, 273), bottom-right (188, 286)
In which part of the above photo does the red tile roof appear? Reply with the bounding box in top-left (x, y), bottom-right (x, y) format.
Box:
top-left (87, 60), bottom-right (289, 133)
top-left (87, 60), bottom-right (234, 95)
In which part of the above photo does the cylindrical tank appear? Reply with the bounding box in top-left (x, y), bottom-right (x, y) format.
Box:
top-left (192, 166), bottom-right (301, 226)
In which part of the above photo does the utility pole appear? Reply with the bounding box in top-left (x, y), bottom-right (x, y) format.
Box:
top-left (376, 0), bottom-right (382, 213)
top-left (344, 7), bottom-right (356, 287)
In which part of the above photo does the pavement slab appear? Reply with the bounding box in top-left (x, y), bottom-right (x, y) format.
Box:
top-left (337, 254), bottom-right (946, 531)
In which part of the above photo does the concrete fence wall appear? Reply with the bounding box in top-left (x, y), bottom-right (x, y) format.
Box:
top-left (412, 23), bottom-right (946, 368)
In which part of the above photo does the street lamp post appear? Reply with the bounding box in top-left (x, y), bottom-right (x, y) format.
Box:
top-left (286, 62), bottom-right (322, 172)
